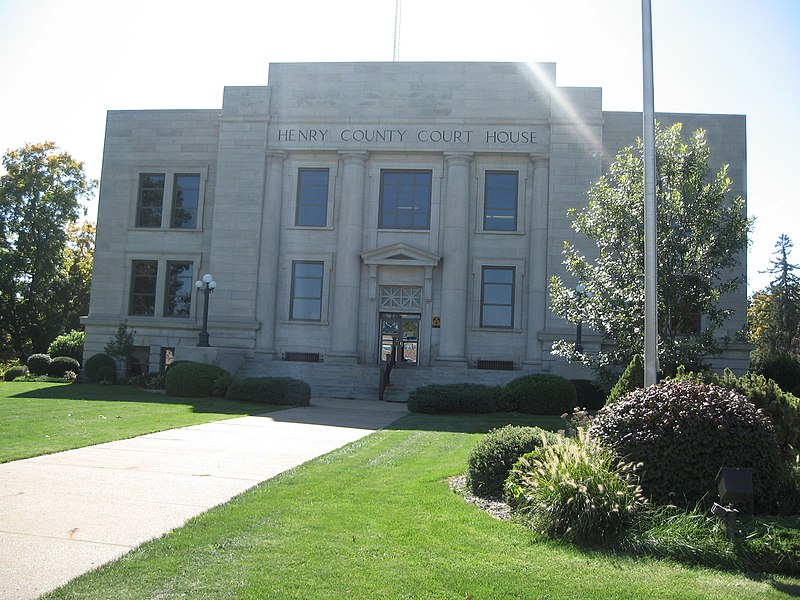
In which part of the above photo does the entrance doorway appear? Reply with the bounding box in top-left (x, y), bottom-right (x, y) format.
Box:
top-left (379, 313), bottom-right (420, 367)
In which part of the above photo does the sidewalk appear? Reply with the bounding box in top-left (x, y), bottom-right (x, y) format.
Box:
top-left (0, 398), bottom-right (407, 599)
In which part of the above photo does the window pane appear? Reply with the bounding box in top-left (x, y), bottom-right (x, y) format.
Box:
top-left (480, 266), bottom-right (515, 328)
top-left (136, 174), bottom-right (164, 228)
top-left (484, 171), bottom-right (518, 231)
top-left (171, 174), bottom-right (200, 228)
top-left (290, 261), bottom-right (323, 321)
top-left (164, 261), bottom-right (193, 317)
top-left (379, 170), bottom-right (432, 229)
top-left (129, 260), bottom-right (158, 316)
top-left (296, 168), bottom-right (329, 227)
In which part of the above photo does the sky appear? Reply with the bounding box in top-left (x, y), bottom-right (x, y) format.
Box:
top-left (0, 0), bottom-right (798, 294)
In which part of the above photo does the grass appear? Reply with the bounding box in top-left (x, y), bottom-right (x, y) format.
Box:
top-left (0, 381), bottom-right (279, 463)
top-left (44, 412), bottom-right (800, 599)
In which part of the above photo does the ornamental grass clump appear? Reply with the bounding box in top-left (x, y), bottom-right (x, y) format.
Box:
top-left (505, 430), bottom-right (646, 546)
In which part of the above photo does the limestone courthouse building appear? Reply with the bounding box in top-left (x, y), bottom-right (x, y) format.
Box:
top-left (83, 62), bottom-right (749, 397)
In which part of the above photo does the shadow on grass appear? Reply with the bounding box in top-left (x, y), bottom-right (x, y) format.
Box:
top-left (8, 382), bottom-right (276, 416)
top-left (386, 411), bottom-right (565, 434)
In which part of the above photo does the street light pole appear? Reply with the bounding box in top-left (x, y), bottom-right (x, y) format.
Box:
top-left (195, 273), bottom-right (217, 347)
top-left (574, 283), bottom-right (591, 355)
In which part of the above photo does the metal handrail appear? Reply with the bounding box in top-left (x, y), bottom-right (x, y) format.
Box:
top-left (379, 353), bottom-right (395, 401)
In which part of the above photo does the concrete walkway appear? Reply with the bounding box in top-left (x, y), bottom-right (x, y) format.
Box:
top-left (0, 398), bottom-right (407, 599)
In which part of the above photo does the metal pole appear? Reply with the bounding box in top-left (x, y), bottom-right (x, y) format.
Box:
top-left (198, 287), bottom-right (210, 347)
top-left (642, 0), bottom-right (658, 386)
top-left (575, 321), bottom-right (583, 354)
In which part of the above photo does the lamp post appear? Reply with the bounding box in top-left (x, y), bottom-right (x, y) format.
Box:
top-left (195, 273), bottom-right (216, 347)
top-left (574, 283), bottom-right (592, 354)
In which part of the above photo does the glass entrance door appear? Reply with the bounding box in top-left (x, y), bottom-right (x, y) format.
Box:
top-left (379, 313), bottom-right (420, 367)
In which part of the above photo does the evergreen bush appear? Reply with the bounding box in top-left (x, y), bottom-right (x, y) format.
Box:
top-left (607, 354), bottom-right (644, 404)
top-left (466, 425), bottom-right (557, 497)
top-left (407, 383), bottom-right (498, 414)
top-left (3, 365), bottom-right (28, 381)
top-left (226, 376), bottom-right (311, 406)
top-left (26, 353), bottom-right (52, 376)
top-left (85, 353), bottom-right (117, 383)
top-left (504, 374), bottom-right (577, 415)
top-left (751, 351), bottom-right (800, 394)
top-left (48, 356), bottom-right (81, 378)
top-left (164, 361), bottom-right (231, 398)
top-left (47, 330), bottom-right (85, 363)
top-left (95, 366), bottom-right (117, 384)
top-left (589, 379), bottom-right (792, 513)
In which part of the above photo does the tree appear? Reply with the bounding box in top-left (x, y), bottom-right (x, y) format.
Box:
top-left (52, 220), bottom-right (96, 334)
top-left (0, 142), bottom-right (96, 356)
top-left (549, 123), bottom-right (751, 377)
top-left (748, 234), bottom-right (800, 356)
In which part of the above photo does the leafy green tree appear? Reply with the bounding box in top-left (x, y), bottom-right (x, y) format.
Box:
top-left (0, 142), bottom-right (96, 356)
top-left (750, 234), bottom-right (800, 356)
top-left (52, 221), bottom-right (96, 334)
top-left (549, 123), bottom-right (751, 377)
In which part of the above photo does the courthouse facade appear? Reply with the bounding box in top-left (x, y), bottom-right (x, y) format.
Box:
top-left (82, 62), bottom-right (749, 381)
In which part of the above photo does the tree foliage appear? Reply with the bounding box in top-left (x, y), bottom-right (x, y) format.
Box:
top-left (0, 142), bottom-right (95, 356)
top-left (549, 123), bottom-right (751, 376)
top-left (749, 234), bottom-right (800, 356)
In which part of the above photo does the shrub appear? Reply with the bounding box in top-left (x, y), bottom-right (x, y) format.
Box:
top-left (607, 354), bottom-right (644, 404)
top-left (407, 383), bottom-right (498, 414)
top-left (226, 376), bottom-right (311, 406)
top-left (85, 353), bottom-right (117, 383)
top-left (47, 330), bottom-right (85, 363)
top-left (570, 379), bottom-right (606, 410)
top-left (212, 373), bottom-right (233, 397)
top-left (467, 425), bottom-right (558, 497)
top-left (505, 430), bottom-right (646, 546)
top-left (48, 356), bottom-right (81, 378)
top-left (95, 366), bottom-right (117, 384)
top-left (504, 374), bottom-right (577, 415)
top-left (589, 379), bottom-right (791, 513)
top-left (164, 361), bottom-right (231, 398)
top-left (673, 367), bottom-right (800, 462)
top-left (26, 354), bottom-right (52, 376)
top-left (751, 351), bottom-right (800, 394)
top-left (3, 365), bottom-right (28, 381)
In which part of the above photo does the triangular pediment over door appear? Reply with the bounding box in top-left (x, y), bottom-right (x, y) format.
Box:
top-left (360, 242), bottom-right (441, 268)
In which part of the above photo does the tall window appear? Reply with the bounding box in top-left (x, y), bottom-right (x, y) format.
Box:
top-left (163, 261), bottom-right (194, 317)
top-left (136, 174), bottom-right (165, 227)
top-left (484, 171), bottom-right (518, 231)
top-left (295, 168), bottom-right (329, 227)
top-left (171, 174), bottom-right (200, 228)
top-left (379, 170), bottom-right (432, 229)
top-left (480, 267), bottom-right (515, 328)
top-left (129, 260), bottom-right (158, 315)
top-left (290, 261), bottom-right (324, 321)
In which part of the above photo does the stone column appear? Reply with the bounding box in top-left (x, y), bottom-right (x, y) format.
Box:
top-left (328, 152), bottom-right (368, 363)
top-left (255, 150), bottom-right (286, 356)
top-left (436, 152), bottom-right (472, 366)
top-left (525, 156), bottom-right (550, 364)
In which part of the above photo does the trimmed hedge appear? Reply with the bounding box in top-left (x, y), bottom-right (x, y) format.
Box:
top-left (407, 383), bottom-right (498, 414)
top-left (589, 379), bottom-right (792, 513)
top-left (504, 374), bottom-right (577, 415)
top-left (48, 330), bottom-right (85, 364)
top-left (467, 425), bottom-right (558, 497)
top-left (27, 354), bottom-right (52, 376)
top-left (226, 376), bottom-right (311, 406)
top-left (85, 353), bottom-right (117, 383)
top-left (3, 365), bottom-right (28, 381)
top-left (48, 356), bottom-right (81, 378)
top-left (164, 361), bottom-right (231, 398)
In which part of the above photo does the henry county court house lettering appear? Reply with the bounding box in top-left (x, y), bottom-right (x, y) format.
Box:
top-left (82, 62), bottom-right (749, 396)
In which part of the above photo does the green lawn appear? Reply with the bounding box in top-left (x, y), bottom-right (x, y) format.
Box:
top-left (0, 381), bottom-right (279, 463)
top-left (44, 412), bottom-right (800, 599)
